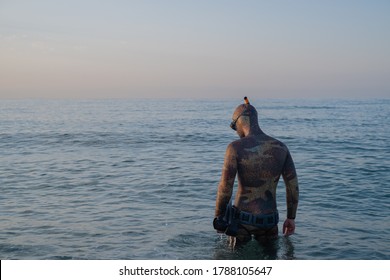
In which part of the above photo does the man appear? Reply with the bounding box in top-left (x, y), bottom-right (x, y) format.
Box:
top-left (213, 97), bottom-right (299, 243)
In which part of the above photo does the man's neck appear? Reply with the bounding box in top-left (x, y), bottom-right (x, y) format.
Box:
top-left (245, 125), bottom-right (263, 137)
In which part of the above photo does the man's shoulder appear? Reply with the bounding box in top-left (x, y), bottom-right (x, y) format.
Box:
top-left (267, 135), bottom-right (287, 148)
top-left (271, 138), bottom-right (291, 154)
top-left (225, 138), bottom-right (246, 154)
top-left (227, 139), bottom-right (241, 149)
top-left (228, 135), bottom-right (289, 151)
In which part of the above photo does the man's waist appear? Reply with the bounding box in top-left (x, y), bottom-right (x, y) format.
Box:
top-left (236, 209), bottom-right (279, 228)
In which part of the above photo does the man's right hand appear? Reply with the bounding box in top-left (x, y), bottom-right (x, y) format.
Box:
top-left (283, 218), bottom-right (295, 236)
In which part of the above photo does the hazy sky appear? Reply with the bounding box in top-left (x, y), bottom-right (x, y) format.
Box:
top-left (1, 0), bottom-right (389, 99)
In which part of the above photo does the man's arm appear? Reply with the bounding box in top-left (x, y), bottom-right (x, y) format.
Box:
top-left (215, 143), bottom-right (237, 218)
top-left (282, 150), bottom-right (299, 235)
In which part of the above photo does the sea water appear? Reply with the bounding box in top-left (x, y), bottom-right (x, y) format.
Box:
top-left (0, 98), bottom-right (389, 259)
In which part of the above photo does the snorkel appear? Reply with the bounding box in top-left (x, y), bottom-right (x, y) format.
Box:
top-left (230, 96), bottom-right (250, 131)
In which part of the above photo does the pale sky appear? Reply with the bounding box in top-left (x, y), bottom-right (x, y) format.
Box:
top-left (1, 0), bottom-right (389, 99)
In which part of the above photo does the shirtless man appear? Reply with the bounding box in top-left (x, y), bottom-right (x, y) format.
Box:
top-left (213, 97), bottom-right (299, 243)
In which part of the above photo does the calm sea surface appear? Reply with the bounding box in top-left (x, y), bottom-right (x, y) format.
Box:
top-left (0, 98), bottom-right (389, 260)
